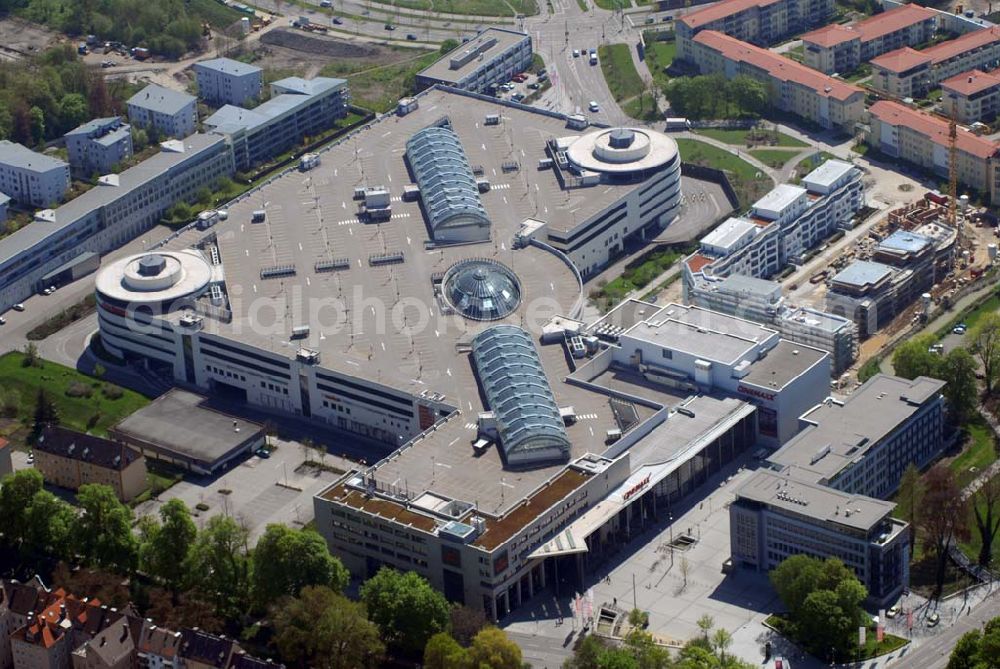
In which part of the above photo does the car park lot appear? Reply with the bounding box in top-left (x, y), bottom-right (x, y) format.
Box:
top-left (133, 438), bottom-right (353, 543)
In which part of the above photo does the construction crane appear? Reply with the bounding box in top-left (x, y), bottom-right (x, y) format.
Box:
top-left (948, 111), bottom-right (963, 269)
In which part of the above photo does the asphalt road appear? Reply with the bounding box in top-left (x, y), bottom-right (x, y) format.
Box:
top-left (888, 594), bottom-right (1000, 669)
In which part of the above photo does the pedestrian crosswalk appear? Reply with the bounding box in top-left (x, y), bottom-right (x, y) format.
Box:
top-left (465, 422), bottom-right (478, 430)
top-left (490, 183), bottom-right (512, 191)
top-left (577, 413), bottom-right (598, 420)
top-left (335, 212), bottom-right (411, 226)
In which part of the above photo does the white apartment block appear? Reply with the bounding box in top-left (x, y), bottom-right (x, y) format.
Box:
top-left (194, 57), bottom-right (264, 107)
top-left (416, 28), bottom-right (532, 93)
top-left (0, 141), bottom-right (70, 209)
top-left (64, 117), bottom-right (133, 177)
top-left (127, 84), bottom-right (198, 139)
top-left (0, 134), bottom-right (234, 313)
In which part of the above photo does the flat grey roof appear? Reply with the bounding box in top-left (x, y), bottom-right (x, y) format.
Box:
top-left (0, 140), bottom-right (67, 172)
top-left (64, 117), bottom-right (122, 138)
top-left (270, 76), bottom-right (346, 96)
top-left (0, 134), bottom-right (226, 268)
top-left (737, 468), bottom-right (895, 531)
top-left (753, 183), bottom-right (806, 214)
top-left (803, 159), bottom-right (854, 191)
top-left (195, 57), bottom-right (262, 77)
top-left (418, 27), bottom-right (530, 84)
top-left (719, 274), bottom-right (782, 299)
top-left (767, 373), bottom-right (945, 482)
top-left (112, 389), bottom-right (263, 466)
top-left (741, 340), bottom-right (829, 390)
top-left (779, 305), bottom-right (853, 333)
top-left (830, 259), bottom-right (894, 288)
top-left (623, 303), bottom-right (778, 365)
top-left (700, 217), bottom-right (757, 251)
top-left (127, 84), bottom-right (195, 115)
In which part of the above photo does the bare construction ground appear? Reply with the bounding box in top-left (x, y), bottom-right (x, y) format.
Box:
top-left (0, 18), bottom-right (61, 61)
top-left (258, 28), bottom-right (427, 78)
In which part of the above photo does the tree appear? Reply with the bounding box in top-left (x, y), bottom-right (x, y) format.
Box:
top-left (424, 632), bottom-right (469, 669)
top-left (28, 105), bottom-right (45, 146)
top-left (940, 348), bottom-right (978, 424)
top-left (439, 38), bottom-right (459, 54)
top-left (251, 524), bottom-right (348, 608)
top-left (59, 93), bottom-right (89, 132)
top-left (360, 567), bottom-right (450, 657)
top-left (920, 465), bottom-right (969, 593)
top-left (186, 515), bottom-right (250, 618)
top-left (564, 635), bottom-right (608, 669)
top-left (142, 499), bottom-right (197, 592)
top-left (891, 334), bottom-right (940, 380)
top-left (31, 388), bottom-right (58, 443)
top-left (0, 469), bottom-right (44, 548)
top-left (711, 628), bottom-right (732, 662)
top-left (947, 629), bottom-right (982, 669)
top-left (23, 342), bottom-right (40, 367)
top-left (623, 627), bottom-right (671, 669)
top-left (75, 484), bottom-right (137, 571)
top-left (968, 313), bottom-right (1000, 394)
top-left (770, 556), bottom-right (868, 661)
top-left (467, 627), bottom-right (523, 669)
top-left (727, 77), bottom-right (768, 117)
top-left (24, 490), bottom-right (76, 560)
top-left (972, 477), bottom-right (1000, 567)
top-left (896, 463), bottom-right (925, 545)
top-left (271, 586), bottom-right (383, 669)
top-left (449, 604), bottom-right (490, 646)
top-left (696, 614), bottom-right (714, 641)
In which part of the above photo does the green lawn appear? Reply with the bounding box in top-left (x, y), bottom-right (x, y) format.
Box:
top-left (590, 248), bottom-right (685, 311)
top-left (643, 36), bottom-right (676, 88)
top-left (695, 128), bottom-right (808, 147)
top-left (320, 49), bottom-right (438, 113)
top-left (188, 0), bottom-right (245, 28)
top-left (364, 0), bottom-right (539, 15)
top-left (766, 615), bottom-right (909, 662)
top-left (961, 471), bottom-right (1000, 568)
top-left (675, 139), bottom-right (761, 181)
top-left (949, 415), bottom-right (998, 488)
top-left (750, 148), bottom-right (800, 168)
top-left (623, 91), bottom-right (660, 121)
top-left (595, 0), bottom-right (632, 8)
top-left (0, 352), bottom-right (150, 443)
top-left (598, 43), bottom-right (645, 103)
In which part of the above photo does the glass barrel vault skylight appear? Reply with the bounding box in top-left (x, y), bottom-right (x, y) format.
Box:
top-left (471, 325), bottom-right (571, 468)
top-left (405, 124), bottom-right (491, 244)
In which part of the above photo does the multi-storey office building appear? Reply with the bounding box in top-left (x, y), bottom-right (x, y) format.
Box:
top-left (416, 28), bottom-right (532, 93)
top-left (870, 26), bottom-right (1000, 98)
top-left (0, 141), bottom-right (70, 208)
top-left (730, 469), bottom-right (910, 608)
top-left (941, 69), bottom-right (1000, 123)
top-left (684, 31), bottom-right (866, 132)
top-left (204, 76), bottom-right (349, 170)
top-left (825, 260), bottom-right (916, 337)
top-left (194, 57), bottom-right (263, 107)
top-left (801, 4), bottom-right (937, 75)
top-left (676, 0), bottom-right (834, 61)
top-left (867, 100), bottom-right (1000, 204)
top-left (64, 117), bottom-right (133, 178)
top-left (768, 374), bottom-right (946, 498)
top-left (0, 134), bottom-right (235, 313)
top-left (127, 84), bottom-right (198, 139)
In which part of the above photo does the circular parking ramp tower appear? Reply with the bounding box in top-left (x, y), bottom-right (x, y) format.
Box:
top-left (471, 325), bottom-right (571, 468)
top-left (442, 258), bottom-right (522, 321)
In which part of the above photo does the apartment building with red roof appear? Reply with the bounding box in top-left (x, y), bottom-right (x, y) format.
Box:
top-left (801, 4), bottom-right (937, 74)
top-left (871, 26), bottom-right (1000, 98)
top-left (686, 30), bottom-right (865, 131)
top-left (941, 69), bottom-right (1000, 123)
top-left (676, 0), bottom-right (834, 62)
top-left (867, 100), bottom-right (1000, 203)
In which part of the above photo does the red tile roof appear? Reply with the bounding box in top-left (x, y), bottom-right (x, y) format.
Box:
top-left (0, 437), bottom-right (8, 450)
top-left (925, 26), bottom-right (1000, 64)
top-left (801, 24), bottom-right (857, 48)
top-left (869, 100), bottom-right (1000, 160)
top-left (871, 46), bottom-right (930, 73)
top-left (856, 4), bottom-right (936, 43)
top-left (679, 0), bottom-right (784, 30)
top-left (693, 31), bottom-right (864, 101)
top-left (941, 69), bottom-right (1000, 96)
top-left (873, 26), bottom-right (1000, 73)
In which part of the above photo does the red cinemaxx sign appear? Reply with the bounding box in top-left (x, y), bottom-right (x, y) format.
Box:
top-left (737, 384), bottom-right (776, 402)
top-left (623, 474), bottom-right (652, 501)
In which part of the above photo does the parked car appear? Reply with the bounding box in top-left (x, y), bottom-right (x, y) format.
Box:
top-left (406, 33), bottom-right (418, 40)
top-left (573, 49), bottom-right (579, 57)
top-left (12, 303), bottom-right (24, 312)
top-left (886, 605), bottom-right (900, 619)
top-left (589, 101), bottom-right (599, 112)
top-left (953, 323), bottom-right (967, 334)
top-left (927, 612), bottom-right (940, 627)
top-left (528, 82), bottom-right (540, 89)
top-left (384, 23), bottom-right (395, 30)
top-left (512, 93), bottom-right (525, 102)
top-left (0, 316), bottom-right (6, 325)
top-left (332, 17), bottom-right (343, 24)
top-left (42, 287), bottom-right (52, 296)
top-left (257, 448), bottom-right (271, 459)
